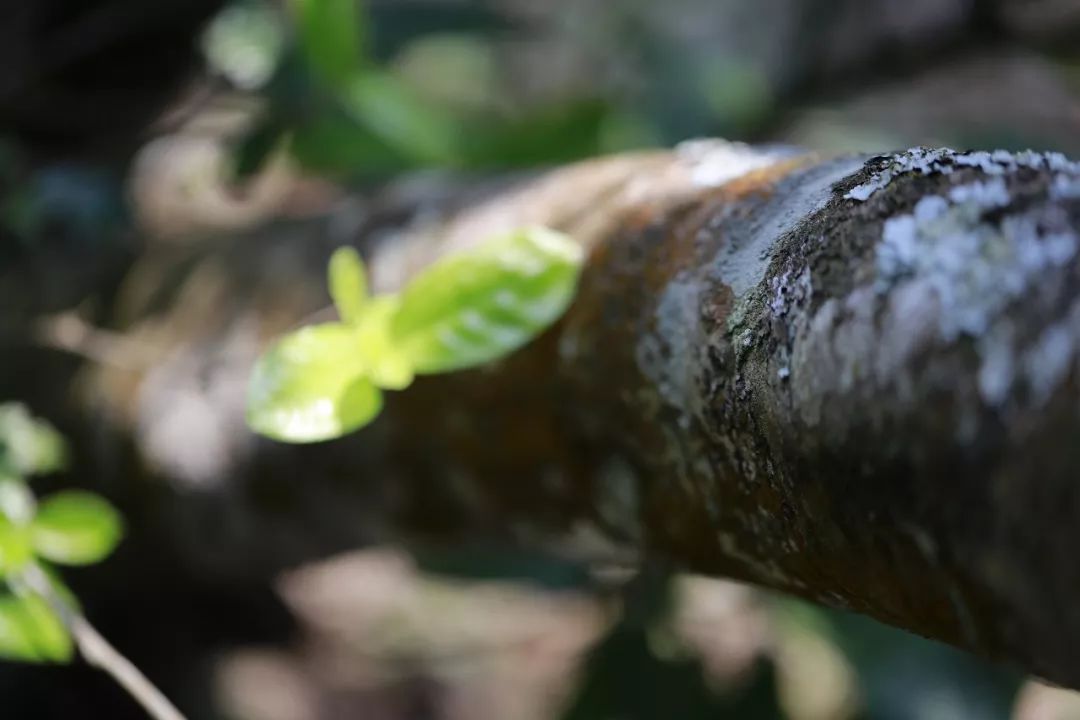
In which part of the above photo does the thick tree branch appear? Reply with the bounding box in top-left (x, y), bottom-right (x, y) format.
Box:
top-left (9, 141), bottom-right (1080, 688)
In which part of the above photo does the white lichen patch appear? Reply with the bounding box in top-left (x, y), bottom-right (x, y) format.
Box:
top-left (875, 183), bottom-right (1078, 341)
top-left (1051, 173), bottom-right (1080, 200)
top-left (782, 150), bottom-right (1080, 430)
top-left (977, 323), bottom-right (1018, 407)
top-left (845, 147), bottom-right (954, 201)
top-left (1023, 322), bottom-right (1075, 405)
top-left (845, 148), bottom-right (1080, 203)
top-left (947, 178), bottom-right (1010, 208)
top-left (976, 298), bottom-right (1080, 408)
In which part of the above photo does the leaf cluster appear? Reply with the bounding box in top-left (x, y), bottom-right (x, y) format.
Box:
top-left (247, 227), bottom-right (583, 442)
top-left (0, 405), bottom-right (123, 663)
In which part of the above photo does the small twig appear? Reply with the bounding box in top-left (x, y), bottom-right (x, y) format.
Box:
top-left (21, 566), bottom-right (188, 720)
top-left (34, 312), bottom-right (160, 371)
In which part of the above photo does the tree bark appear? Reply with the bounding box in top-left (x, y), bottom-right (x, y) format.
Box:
top-left (9, 141), bottom-right (1080, 688)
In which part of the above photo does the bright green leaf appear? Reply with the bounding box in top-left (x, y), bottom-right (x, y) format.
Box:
top-left (0, 518), bottom-right (31, 576)
top-left (329, 246), bottom-right (369, 324)
top-left (293, 0), bottom-right (366, 87)
top-left (0, 593), bottom-right (72, 663)
top-left (355, 296), bottom-right (413, 390)
top-left (391, 226), bottom-right (584, 374)
top-left (247, 323), bottom-right (382, 442)
top-left (31, 492), bottom-right (124, 566)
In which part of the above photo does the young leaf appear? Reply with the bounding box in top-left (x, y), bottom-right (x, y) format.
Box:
top-left (0, 593), bottom-right (72, 663)
top-left (329, 246), bottom-right (369, 324)
top-left (355, 296), bottom-right (413, 390)
top-left (293, 0), bottom-right (366, 87)
top-left (390, 227), bottom-right (584, 373)
top-left (247, 323), bottom-right (382, 442)
top-left (31, 492), bottom-right (123, 566)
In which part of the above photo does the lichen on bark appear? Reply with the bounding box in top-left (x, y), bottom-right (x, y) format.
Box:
top-left (589, 146), bottom-right (1080, 686)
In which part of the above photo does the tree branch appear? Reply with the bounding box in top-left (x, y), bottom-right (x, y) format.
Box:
top-left (15, 141), bottom-right (1080, 688)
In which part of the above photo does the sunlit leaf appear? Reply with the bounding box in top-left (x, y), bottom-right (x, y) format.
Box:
top-left (0, 593), bottom-right (72, 663)
top-left (354, 296), bottom-right (413, 390)
top-left (329, 246), bottom-right (369, 324)
top-left (391, 227), bottom-right (583, 373)
top-left (30, 492), bottom-right (124, 566)
top-left (0, 404), bottom-right (67, 477)
top-left (293, 0), bottom-right (366, 87)
top-left (247, 323), bottom-right (382, 442)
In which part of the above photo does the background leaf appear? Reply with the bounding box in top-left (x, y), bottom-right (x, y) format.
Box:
top-left (391, 227), bottom-right (584, 373)
top-left (339, 72), bottom-right (461, 165)
top-left (0, 475), bottom-right (36, 525)
top-left (366, 3), bottom-right (514, 62)
top-left (0, 404), bottom-right (67, 478)
top-left (460, 100), bottom-right (615, 169)
top-left (202, 0), bottom-right (285, 91)
top-left (247, 323), bottom-right (382, 442)
top-left (0, 593), bottom-right (72, 664)
top-left (0, 518), bottom-right (32, 576)
top-left (293, 0), bottom-right (367, 87)
top-left (31, 492), bottom-right (123, 566)
top-left (289, 105), bottom-right (416, 177)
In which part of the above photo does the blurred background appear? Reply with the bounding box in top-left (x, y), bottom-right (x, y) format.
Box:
top-left (2, 0), bottom-right (1080, 718)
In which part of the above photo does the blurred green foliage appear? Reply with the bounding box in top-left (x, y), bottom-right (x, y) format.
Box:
top-left (0, 404), bottom-right (123, 664)
top-left (209, 0), bottom-right (652, 181)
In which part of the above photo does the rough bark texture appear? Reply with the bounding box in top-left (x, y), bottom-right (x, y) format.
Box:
top-left (6, 141), bottom-right (1080, 689)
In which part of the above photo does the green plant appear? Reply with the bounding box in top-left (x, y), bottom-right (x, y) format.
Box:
top-left (247, 226), bottom-right (584, 442)
top-left (0, 404), bottom-right (121, 663)
top-left (0, 404), bottom-right (185, 720)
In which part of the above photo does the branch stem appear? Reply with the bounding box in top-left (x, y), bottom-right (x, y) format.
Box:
top-left (21, 565), bottom-right (188, 720)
